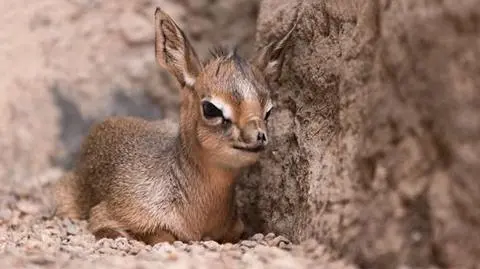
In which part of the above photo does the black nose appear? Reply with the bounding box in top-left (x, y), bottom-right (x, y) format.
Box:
top-left (257, 131), bottom-right (267, 143)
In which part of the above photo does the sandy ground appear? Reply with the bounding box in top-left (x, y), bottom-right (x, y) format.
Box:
top-left (0, 169), bottom-right (356, 269)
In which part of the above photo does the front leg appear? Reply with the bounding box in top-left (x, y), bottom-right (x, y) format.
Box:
top-left (221, 218), bottom-right (245, 243)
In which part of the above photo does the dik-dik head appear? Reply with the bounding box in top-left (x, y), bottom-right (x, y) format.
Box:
top-left (154, 8), bottom-right (295, 169)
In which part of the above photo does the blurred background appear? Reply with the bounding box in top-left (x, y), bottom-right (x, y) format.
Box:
top-left (0, 0), bottom-right (259, 186)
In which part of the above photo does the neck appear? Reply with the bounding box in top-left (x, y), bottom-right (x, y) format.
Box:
top-left (177, 119), bottom-right (239, 187)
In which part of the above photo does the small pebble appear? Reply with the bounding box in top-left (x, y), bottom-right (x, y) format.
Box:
top-left (66, 225), bottom-right (78, 236)
top-left (222, 242), bottom-right (234, 250)
top-left (265, 232), bottom-right (276, 240)
top-left (114, 237), bottom-right (130, 251)
top-left (202, 240), bottom-right (220, 251)
top-left (240, 245), bottom-right (251, 252)
top-left (183, 245), bottom-right (192, 252)
top-left (240, 240), bottom-right (257, 248)
top-left (251, 233), bottom-right (264, 241)
top-left (173, 241), bottom-right (184, 248)
top-left (279, 241), bottom-right (293, 250)
top-left (270, 235), bottom-right (291, 247)
top-left (258, 240), bottom-right (268, 246)
top-left (95, 238), bottom-right (113, 249)
top-left (152, 242), bottom-right (175, 253)
top-left (62, 219), bottom-right (78, 236)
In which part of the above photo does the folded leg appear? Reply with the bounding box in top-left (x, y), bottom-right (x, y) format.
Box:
top-left (135, 229), bottom-right (177, 245)
top-left (88, 201), bottom-right (133, 240)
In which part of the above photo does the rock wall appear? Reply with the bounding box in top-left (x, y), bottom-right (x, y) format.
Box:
top-left (238, 0), bottom-right (480, 268)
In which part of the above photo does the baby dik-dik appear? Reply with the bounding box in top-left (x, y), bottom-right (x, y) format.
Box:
top-left (53, 7), bottom-right (295, 245)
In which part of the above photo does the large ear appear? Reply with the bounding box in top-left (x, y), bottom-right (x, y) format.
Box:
top-left (252, 22), bottom-right (297, 81)
top-left (155, 7), bottom-right (202, 88)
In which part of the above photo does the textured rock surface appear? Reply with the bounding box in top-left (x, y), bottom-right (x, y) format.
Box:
top-left (239, 0), bottom-right (480, 268)
top-left (238, 0), bottom-right (372, 246)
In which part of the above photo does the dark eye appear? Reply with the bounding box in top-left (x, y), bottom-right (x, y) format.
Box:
top-left (265, 109), bottom-right (272, 120)
top-left (202, 101), bottom-right (223, 119)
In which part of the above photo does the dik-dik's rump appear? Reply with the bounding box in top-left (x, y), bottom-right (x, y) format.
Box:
top-left (53, 7), bottom-right (296, 245)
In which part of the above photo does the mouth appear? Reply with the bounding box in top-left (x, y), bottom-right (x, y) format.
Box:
top-left (232, 145), bottom-right (265, 153)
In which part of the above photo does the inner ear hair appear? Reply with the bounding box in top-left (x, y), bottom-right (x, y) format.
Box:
top-left (253, 17), bottom-right (298, 81)
top-left (154, 7), bottom-right (202, 88)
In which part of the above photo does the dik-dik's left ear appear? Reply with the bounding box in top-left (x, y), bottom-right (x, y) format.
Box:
top-left (252, 22), bottom-right (297, 81)
top-left (155, 7), bottom-right (202, 88)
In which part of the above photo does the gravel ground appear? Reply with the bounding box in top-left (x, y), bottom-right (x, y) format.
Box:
top-left (0, 169), bottom-right (357, 269)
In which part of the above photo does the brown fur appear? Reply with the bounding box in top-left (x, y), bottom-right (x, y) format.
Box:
top-left (53, 7), bottom-right (295, 245)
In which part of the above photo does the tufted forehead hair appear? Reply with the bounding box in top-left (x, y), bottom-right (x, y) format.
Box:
top-left (198, 46), bottom-right (271, 105)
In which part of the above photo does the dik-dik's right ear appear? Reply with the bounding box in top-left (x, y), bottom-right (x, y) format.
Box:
top-left (155, 8), bottom-right (202, 88)
top-left (253, 22), bottom-right (297, 81)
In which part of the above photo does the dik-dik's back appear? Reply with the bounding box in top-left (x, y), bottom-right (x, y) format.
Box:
top-left (61, 117), bottom-right (178, 215)
top-left (53, 7), bottom-right (296, 245)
